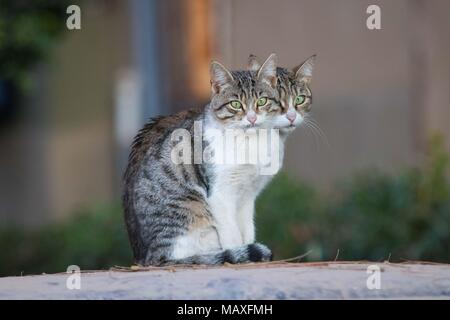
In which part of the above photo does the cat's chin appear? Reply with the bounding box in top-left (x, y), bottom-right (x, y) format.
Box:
top-left (241, 124), bottom-right (263, 130)
top-left (220, 124), bottom-right (262, 132)
top-left (274, 125), bottom-right (297, 131)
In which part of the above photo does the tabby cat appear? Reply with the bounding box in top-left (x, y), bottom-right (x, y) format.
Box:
top-left (123, 53), bottom-right (316, 266)
top-left (123, 54), bottom-right (283, 266)
top-left (248, 54), bottom-right (316, 136)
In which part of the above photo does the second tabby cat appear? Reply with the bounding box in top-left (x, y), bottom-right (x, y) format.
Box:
top-left (248, 54), bottom-right (316, 136)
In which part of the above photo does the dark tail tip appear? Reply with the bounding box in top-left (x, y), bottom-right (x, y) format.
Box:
top-left (248, 243), bottom-right (273, 262)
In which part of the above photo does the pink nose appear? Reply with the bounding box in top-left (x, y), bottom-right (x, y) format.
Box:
top-left (247, 113), bottom-right (257, 125)
top-left (286, 111), bottom-right (297, 123)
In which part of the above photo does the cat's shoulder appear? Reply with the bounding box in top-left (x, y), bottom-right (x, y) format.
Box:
top-left (137, 107), bottom-right (203, 136)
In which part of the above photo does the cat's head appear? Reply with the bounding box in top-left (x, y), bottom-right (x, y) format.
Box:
top-left (248, 54), bottom-right (316, 132)
top-left (208, 54), bottom-right (281, 129)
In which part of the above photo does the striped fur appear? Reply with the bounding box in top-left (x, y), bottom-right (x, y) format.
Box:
top-left (123, 56), bottom-right (280, 266)
top-left (169, 243), bottom-right (272, 265)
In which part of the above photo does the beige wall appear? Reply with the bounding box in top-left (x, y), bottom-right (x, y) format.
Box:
top-left (211, 0), bottom-right (450, 189)
top-left (45, 1), bottom-right (131, 221)
top-left (0, 1), bottom-right (132, 225)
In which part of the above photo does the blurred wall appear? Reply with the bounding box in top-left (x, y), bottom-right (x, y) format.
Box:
top-left (0, 0), bottom-right (132, 225)
top-left (46, 0), bottom-right (132, 221)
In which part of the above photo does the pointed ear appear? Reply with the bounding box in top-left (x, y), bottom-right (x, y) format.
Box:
top-left (293, 54), bottom-right (316, 83)
top-left (247, 54), bottom-right (261, 72)
top-left (257, 53), bottom-right (277, 88)
top-left (210, 61), bottom-right (234, 94)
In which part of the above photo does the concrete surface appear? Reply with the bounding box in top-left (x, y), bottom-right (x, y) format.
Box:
top-left (0, 262), bottom-right (449, 299)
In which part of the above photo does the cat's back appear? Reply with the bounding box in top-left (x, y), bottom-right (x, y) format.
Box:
top-left (124, 107), bottom-right (203, 183)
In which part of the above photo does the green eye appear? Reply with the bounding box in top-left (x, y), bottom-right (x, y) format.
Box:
top-left (295, 95), bottom-right (306, 105)
top-left (229, 100), bottom-right (242, 110)
top-left (256, 97), bottom-right (268, 107)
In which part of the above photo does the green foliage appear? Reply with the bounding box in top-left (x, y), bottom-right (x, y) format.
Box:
top-left (0, 0), bottom-right (71, 89)
top-left (0, 203), bottom-right (132, 277)
top-left (257, 134), bottom-right (450, 262)
top-left (0, 135), bottom-right (448, 276)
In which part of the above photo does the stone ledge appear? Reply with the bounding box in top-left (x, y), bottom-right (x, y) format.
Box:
top-left (1, 262), bottom-right (449, 299)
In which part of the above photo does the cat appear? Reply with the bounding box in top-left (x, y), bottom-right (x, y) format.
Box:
top-left (246, 54), bottom-right (316, 192)
top-left (123, 54), bottom-right (284, 266)
top-left (247, 54), bottom-right (316, 136)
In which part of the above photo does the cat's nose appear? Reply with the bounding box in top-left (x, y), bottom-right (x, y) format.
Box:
top-left (247, 112), bottom-right (257, 125)
top-left (286, 110), bottom-right (297, 123)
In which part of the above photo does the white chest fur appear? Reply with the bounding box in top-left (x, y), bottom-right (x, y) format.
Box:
top-left (203, 126), bottom-right (285, 248)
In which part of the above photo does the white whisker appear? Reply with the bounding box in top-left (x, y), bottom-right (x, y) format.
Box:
top-left (304, 115), bottom-right (330, 149)
top-left (303, 121), bottom-right (321, 151)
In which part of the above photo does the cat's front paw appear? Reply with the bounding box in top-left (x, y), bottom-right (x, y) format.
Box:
top-left (248, 243), bottom-right (273, 262)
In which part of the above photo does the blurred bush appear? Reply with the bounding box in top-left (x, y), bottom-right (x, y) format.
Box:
top-left (0, 0), bottom-right (72, 124)
top-left (257, 134), bottom-right (450, 262)
top-left (0, 203), bottom-right (132, 277)
top-left (0, 134), bottom-right (449, 276)
top-left (0, 0), bottom-right (71, 89)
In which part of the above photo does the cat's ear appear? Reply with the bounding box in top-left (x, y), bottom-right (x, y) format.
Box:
top-left (247, 54), bottom-right (261, 71)
top-left (293, 54), bottom-right (316, 83)
top-left (210, 61), bottom-right (234, 94)
top-left (257, 53), bottom-right (277, 88)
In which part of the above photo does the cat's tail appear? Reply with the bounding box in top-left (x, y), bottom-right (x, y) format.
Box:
top-left (164, 243), bottom-right (273, 266)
